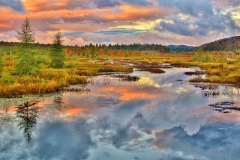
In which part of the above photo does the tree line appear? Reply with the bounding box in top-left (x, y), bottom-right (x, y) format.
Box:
top-left (81, 43), bottom-right (170, 52)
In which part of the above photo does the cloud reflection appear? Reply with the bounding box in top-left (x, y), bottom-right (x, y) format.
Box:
top-left (1, 68), bottom-right (240, 159)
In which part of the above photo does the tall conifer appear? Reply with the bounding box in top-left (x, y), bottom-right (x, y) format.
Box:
top-left (49, 32), bottom-right (66, 68)
top-left (15, 18), bottom-right (40, 75)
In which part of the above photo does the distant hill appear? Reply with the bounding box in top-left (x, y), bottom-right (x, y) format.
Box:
top-left (167, 45), bottom-right (196, 53)
top-left (201, 36), bottom-right (240, 52)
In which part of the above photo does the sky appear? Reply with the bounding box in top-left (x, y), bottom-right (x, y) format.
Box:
top-left (0, 0), bottom-right (240, 46)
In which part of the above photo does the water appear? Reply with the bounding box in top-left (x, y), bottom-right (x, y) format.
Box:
top-left (1, 67), bottom-right (240, 160)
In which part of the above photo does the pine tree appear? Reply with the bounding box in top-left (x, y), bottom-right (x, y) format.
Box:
top-left (16, 101), bottom-right (39, 143)
top-left (15, 18), bottom-right (40, 75)
top-left (16, 18), bottom-right (35, 46)
top-left (49, 32), bottom-right (66, 68)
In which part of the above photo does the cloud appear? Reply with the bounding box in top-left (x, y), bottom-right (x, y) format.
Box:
top-left (103, 5), bottom-right (171, 21)
top-left (157, 19), bottom-right (204, 36)
top-left (111, 123), bottom-right (141, 149)
top-left (0, 31), bottom-right (18, 42)
top-left (211, 0), bottom-right (240, 7)
top-left (154, 1), bottom-right (240, 37)
top-left (0, 118), bottom-right (96, 160)
top-left (0, 0), bottom-right (24, 12)
top-left (0, 0), bottom-right (239, 45)
top-left (122, 0), bottom-right (153, 6)
top-left (21, 0), bottom-right (67, 12)
top-left (22, 0), bottom-right (120, 12)
top-left (62, 31), bottom-right (84, 37)
top-left (33, 119), bottom-right (95, 159)
top-left (94, 0), bottom-right (121, 8)
top-left (96, 29), bottom-right (145, 36)
top-left (158, 0), bottom-right (214, 17)
top-left (153, 123), bottom-right (240, 160)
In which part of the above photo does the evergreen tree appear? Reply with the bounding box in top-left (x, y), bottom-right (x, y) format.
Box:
top-left (15, 18), bottom-right (40, 75)
top-left (82, 48), bottom-right (88, 57)
top-left (16, 101), bottom-right (39, 143)
top-left (16, 18), bottom-right (35, 45)
top-left (49, 32), bottom-right (66, 68)
top-left (90, 46), bottom-right (98, 59)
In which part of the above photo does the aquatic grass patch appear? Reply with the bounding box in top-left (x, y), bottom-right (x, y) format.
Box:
top-left (111, 75), bottom-right (140, 82)
top-left (98, 64), bottom-right (133, 73)
top-left (134, 62), bottom-right (165, 74)
top-left (184, 71), bottom-right (205, 76)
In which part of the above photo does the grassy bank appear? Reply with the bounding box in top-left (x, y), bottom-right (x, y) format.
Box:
top-left (0, 55), bottom-right (133, 98)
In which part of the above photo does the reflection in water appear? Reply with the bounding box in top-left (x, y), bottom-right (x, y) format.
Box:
top-left (184, 70), bottom-right (205, 75)
top-left (202, 90), bottom-right (220, 98)
top-left (2, 67), bottom-right (240, 159)
top-left (16, 101), bottom-right (39, 143)
top-left (208, 101), bottom-right (240, 113)
top-left (199, 84), bottom-right (240, 99)
top-left (0, 98), bottom-right (15, 112)
top-left (194, 83), bottom-right (219, 90)
top-left (62, 85), bottom-right (90, 93)
top-left (111, 74), bottom-right (140, 82)
top-left (134, 62), bottom-right (165, 74)
top-left (0, 99), bottom-right (16, 124)
top-left (53, 95), bottom-right (67, 113)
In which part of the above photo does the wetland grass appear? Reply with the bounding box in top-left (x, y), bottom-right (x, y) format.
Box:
top-left (1, 50), bottom-right (240, 97)
top-left (0, 56), bottom-right (133, 98)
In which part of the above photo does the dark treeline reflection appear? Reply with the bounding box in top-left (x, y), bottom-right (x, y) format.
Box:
top-left (53, 95), bottom-right (66, 113)
top-left (16, 101), bottom-right (39, 143)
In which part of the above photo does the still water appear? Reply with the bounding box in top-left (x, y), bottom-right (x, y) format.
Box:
top-left (1, 66), bottom-right (240, 160)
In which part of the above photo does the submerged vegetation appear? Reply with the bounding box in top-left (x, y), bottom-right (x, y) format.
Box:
top-left (1, 19), bottom-right (240, 97)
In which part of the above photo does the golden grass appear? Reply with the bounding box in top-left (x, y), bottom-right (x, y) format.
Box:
top-left (0, 56), bottom-right (133, 97)
top-left (1, 51), bottom-right (240, 97)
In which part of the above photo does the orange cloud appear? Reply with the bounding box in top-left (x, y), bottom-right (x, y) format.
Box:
top-left (103, 85), bottom-right (175, 102)
top-left (120, 88), bottom-right (148, 101)
top-left (0, 23), bottom-right (12, 29)
top-left (104, 5), bottom-right (170, 21)
top-left (0, 106), bottom-right (17, 114)
top-left (104, 86), bottom-right (148, 101)
top-left (0, 3), bottom-right (170, 22)
top-left (0, 0), bottom-right (232, 46)
top-left (21, 0), bottom-right (67, 12)
top-left (64, 108), bottom-right (86, 115)
top-left (0, 7), bottom-right (24, 21)
top-left (49, 21), bottom-right (113, 32)
top-left (8, 106), bottom-right (18, 113)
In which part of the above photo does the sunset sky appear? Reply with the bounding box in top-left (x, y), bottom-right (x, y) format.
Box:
top-left (0, 0), bottom-right (240, 46)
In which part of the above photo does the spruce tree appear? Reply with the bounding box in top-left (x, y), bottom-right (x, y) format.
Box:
top-left (16, 18), bottom-right (35, 45)
top-left (15, 18), bottom-right (40, 75)
top-left (49, 32), bottom-right (66, 68)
